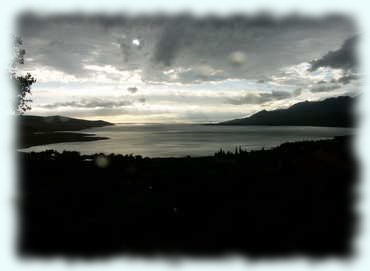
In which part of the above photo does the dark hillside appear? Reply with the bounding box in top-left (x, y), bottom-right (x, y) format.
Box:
top-left (218, 96), bottom-right (355, 127)
top-left (18, 115), bottom-right (113, 148)
top-left (19, 115), bottom-right (113, 133)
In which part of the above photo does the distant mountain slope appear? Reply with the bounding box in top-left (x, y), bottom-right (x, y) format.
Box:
top-left (217, 96), bottom-right (356, 127)
top-left (19, 115), bottom-right (114, 133)
top-left (18, 115), bottom-right (114, 148)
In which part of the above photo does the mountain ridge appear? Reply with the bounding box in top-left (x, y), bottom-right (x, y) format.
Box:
top-left (18, 115), bottom-right (114, 148)
top-left (216, 96), bottom-right (356, 127)
top-left (19, 115), bottom-right (114, 133)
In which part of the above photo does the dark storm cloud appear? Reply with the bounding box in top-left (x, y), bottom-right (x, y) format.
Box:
top-left (336, 74), bottom-right (360, 84)
top-left (18, 14), bottom-right (154, 77)
top-left (34, 39), bottom-right (96, 76)
top-left (118, 38), bottom-right (130, 63)
top-left (153, 18), bottom-right (187, 66)
top-left (168, 66), bottom-right (227, 83)
top-left (309, 36), bottom-right (358, 71)
top-left (42, 98), bottom-right (132, 109)
top-left (138, 97), bottom-right (146, 103)
top-left (227, 90), bottom-right (294, 105)
top-left (310, 84), bottom-right (341, 93)
top-left (293, 88), bottom-right (303, 96)
top-left (40, 108), bottom-right (131, 118)
top-left (18, 14), bottom-right (356, 83)
top-left (127, 87), bottom-right (138, 93)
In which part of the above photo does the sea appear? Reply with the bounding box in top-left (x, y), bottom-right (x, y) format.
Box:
top-left (19, 124), bottom-right (354, 157)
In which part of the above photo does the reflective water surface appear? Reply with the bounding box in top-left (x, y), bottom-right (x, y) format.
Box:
top-left (19, 124), bottom-right (354, 157)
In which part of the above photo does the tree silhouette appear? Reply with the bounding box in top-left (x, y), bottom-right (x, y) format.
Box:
top-left (11, 37), bottom-right (36, 115)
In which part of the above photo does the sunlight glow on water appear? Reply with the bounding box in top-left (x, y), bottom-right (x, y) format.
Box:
top-left (19, 124), bottom-right (354, 157)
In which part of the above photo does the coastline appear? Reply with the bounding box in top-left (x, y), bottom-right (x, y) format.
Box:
top-left (19, 131), bottom-right (109, 149)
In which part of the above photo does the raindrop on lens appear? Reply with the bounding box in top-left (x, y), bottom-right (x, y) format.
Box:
top-left (95, 155), bottom-right (109, 168)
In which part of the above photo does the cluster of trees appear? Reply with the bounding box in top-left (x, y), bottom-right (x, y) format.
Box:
top-left (11, 37), bottom-right (36, 115)
top-left (214, 146), bottom-right (259, 157)
top-left (19, 136), bottom-right (355, 256)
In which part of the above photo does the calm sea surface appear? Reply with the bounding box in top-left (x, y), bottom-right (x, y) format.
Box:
top-left (19, 124), bottom-right (354, 157)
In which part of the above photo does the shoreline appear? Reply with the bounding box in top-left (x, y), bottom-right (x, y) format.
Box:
top-left (19, 135), bottom-right (352, 158)
top-left (19, 131), bottom-right (109, 149)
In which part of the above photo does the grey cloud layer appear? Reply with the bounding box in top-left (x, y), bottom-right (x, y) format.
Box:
top-left (227, 90), bottom-right (299, 105)
top-left (17, 14), bottom-right (360, 122)
top-left (153, 18), bottom-right (187, 66)
top-left (127, 87), bottom-right (138, 93)
top-left (18, 14), bottom-right (356, 84)
top-left (42, 98), bottom-right (132, 109)
top-left (310, 36), bottom-right (357, 71)
top-left (310, 84), bottom-right (341, 93)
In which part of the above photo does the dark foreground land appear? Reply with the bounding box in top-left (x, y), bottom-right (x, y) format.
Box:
top-left (19, 136), bottom-right (357, 258)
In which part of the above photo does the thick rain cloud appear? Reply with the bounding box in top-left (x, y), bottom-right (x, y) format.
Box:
top-left (310, 84), bottom-right (341, 93)
top-left (153, 18), bottom-right (187, 66)
top-left (138, 97), bottom-right (146, 103)
top-left (227, 90), bottom-right (296, 105)
top-left (127, 87), bottom-right (138, 93)
top-left (18, 14), bottom-right (356, 84)
top-left (310, 36), bottom-right (358, 71)
top-left (42, 98), bottom-right (132, 109)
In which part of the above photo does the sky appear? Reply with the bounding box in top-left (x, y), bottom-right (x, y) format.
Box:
top-left (16, 13), bottom-right (360, 123)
